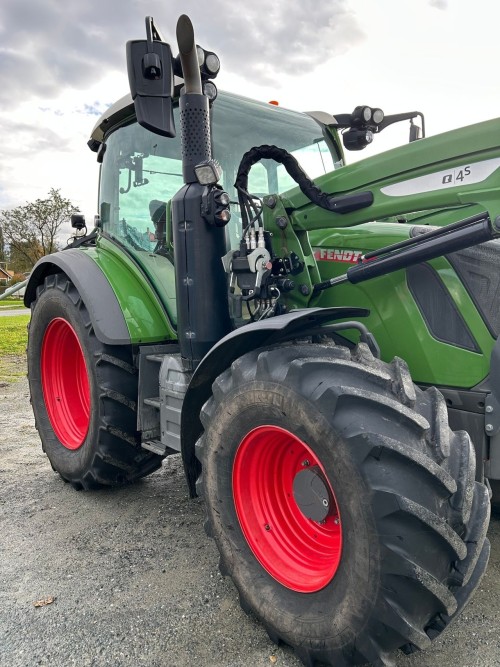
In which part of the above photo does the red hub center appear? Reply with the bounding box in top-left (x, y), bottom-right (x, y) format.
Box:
top-left (232, 425), bottom-right (342, 592)
top-left (41, 318), bottom-right (91, 450)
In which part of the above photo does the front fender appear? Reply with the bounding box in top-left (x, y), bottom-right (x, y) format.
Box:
top-left (181, 306), bottom-right (369, 496)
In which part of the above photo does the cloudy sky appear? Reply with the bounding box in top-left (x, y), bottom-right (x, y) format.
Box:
top-left (1, 0), bottom-right (499, 227)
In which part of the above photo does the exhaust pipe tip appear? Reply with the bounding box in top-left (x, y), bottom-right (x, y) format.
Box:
top-left (176, 14), bottom-right (194, 55)
top-left (176, 14), bottom-right (202, 95)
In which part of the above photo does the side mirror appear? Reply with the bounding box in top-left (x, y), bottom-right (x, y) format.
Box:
top-left (126, 17), bottom-right (175, 137)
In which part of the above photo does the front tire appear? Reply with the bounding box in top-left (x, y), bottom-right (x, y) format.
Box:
top-left (27, 273), bottom-right (163, 489)
top-left (198, 341), bottom-right (490, 666)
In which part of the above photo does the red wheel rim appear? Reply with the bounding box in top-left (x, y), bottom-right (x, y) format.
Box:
top-left (233, 425), bottom-right (342, 592)
top-left (41, 318), bottom-right (90, 450)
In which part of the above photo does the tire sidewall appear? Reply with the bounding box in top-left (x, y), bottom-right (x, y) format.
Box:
top-left (203, 379), bottom-right (380, 649)
top-left (28, 282), bottom-right (101, 479)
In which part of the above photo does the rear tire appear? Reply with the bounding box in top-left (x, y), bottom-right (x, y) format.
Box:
top-left (27, 273), bottom-right (163, 489)
top-left (198, 341), bottom-right (490, 666)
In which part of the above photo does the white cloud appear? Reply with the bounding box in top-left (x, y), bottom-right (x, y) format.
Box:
top-left (429, 0), bottom-right (448, 9)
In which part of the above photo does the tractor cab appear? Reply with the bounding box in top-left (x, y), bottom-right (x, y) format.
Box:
top-left (90, 90), bottom-right (343, 323)
top-left (92, 90), bottom-right (343, 253)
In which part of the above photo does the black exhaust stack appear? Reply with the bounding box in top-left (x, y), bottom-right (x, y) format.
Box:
top-left (171, 15), bottom-right (231, 370)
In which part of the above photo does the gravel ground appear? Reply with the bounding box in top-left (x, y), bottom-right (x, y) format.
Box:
top-left (1, 376), bottom-right (499, 667)
top-left (0, 308), bottom-right (30, 317)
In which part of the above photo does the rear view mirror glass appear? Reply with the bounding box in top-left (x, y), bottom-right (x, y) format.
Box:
top-left (127, 39), bottom-right (175, 138)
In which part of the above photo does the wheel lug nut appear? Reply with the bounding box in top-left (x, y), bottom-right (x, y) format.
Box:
top-left (301, 459), bottom-right (310, 467)
top-left (334, 517), bottom-right (340, 525)
top-left (264, 524), bottom-right (271, 531)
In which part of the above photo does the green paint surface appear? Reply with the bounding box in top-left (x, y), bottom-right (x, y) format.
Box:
top-left (81, 236), bottom-right (176, 344)
top-left (309, 222), bottom-right (494, 388)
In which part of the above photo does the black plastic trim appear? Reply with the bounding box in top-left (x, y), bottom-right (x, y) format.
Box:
top-left (435, 387), bottom-right (487, 414)
top-left (446, 248), bottom-right (499, 339)
top-left (328, 190), bottom-right (373, 214)
top-left (442, 409), bottom-right (485, 482)
top-left (406, 263), bottom-right (480, 353)
top-left (472, 337), bottom-right (500, 479)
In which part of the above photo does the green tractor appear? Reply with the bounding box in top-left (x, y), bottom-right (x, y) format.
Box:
top-left (25, 14), bottom-right (496, 667)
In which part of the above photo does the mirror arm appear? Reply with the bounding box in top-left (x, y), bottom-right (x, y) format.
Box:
top-left (145, 16), bottom-right (166, 44)
top-left (378, 111), bottom-right (425, 137)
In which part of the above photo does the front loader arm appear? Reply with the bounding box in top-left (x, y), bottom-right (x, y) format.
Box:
top-left (283, 116), bottom-right (500, 231)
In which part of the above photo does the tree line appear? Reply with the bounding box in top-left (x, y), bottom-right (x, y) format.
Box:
top-left (0, 189), bottom-right (78, 276)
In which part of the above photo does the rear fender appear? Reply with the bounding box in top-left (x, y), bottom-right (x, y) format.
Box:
top-left (181, 306), bottom-right (369, 496)
top-left (24, 250), bottom-right (131, 345)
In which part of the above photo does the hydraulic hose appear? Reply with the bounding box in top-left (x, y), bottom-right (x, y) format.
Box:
top-left (235, 145), bottom-right (334, 211)
top-left (235, 145), bottom-right (373, 215)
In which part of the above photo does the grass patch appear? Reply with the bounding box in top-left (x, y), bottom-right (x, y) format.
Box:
top-left (0, 315), bottom-right (30, 384)
top-left (0, 314), bottom-right (30, 354)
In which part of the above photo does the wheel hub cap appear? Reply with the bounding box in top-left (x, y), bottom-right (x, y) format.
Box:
top-left (292, 466), bottom-right (331, 523)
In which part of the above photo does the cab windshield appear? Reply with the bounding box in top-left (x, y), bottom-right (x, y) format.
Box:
top-left (99, 91), bottom-right (342, 253)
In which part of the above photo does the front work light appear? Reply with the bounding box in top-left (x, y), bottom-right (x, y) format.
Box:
top-left (351, 106), bottom-right (385, 128)
top-left (203, 81), bottom-right (218, 102)
top-left (343, 129), bottom-right (373, 151)
top-left (196, 45), bottom-right (220, 79)
top-left (194, 159), bottom-right (222, 185)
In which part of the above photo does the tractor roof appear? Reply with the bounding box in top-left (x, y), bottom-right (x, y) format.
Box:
top-left (90, 94), bottom-right (134, 144)
top-left (89, 91), bottom-right (339, 148)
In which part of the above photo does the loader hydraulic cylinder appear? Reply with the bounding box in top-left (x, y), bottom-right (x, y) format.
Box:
top-left (313, 213), bottom-right (498, 293)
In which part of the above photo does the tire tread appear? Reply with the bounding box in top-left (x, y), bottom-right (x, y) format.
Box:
top-left (197, 340), bottom-right (490, 667)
